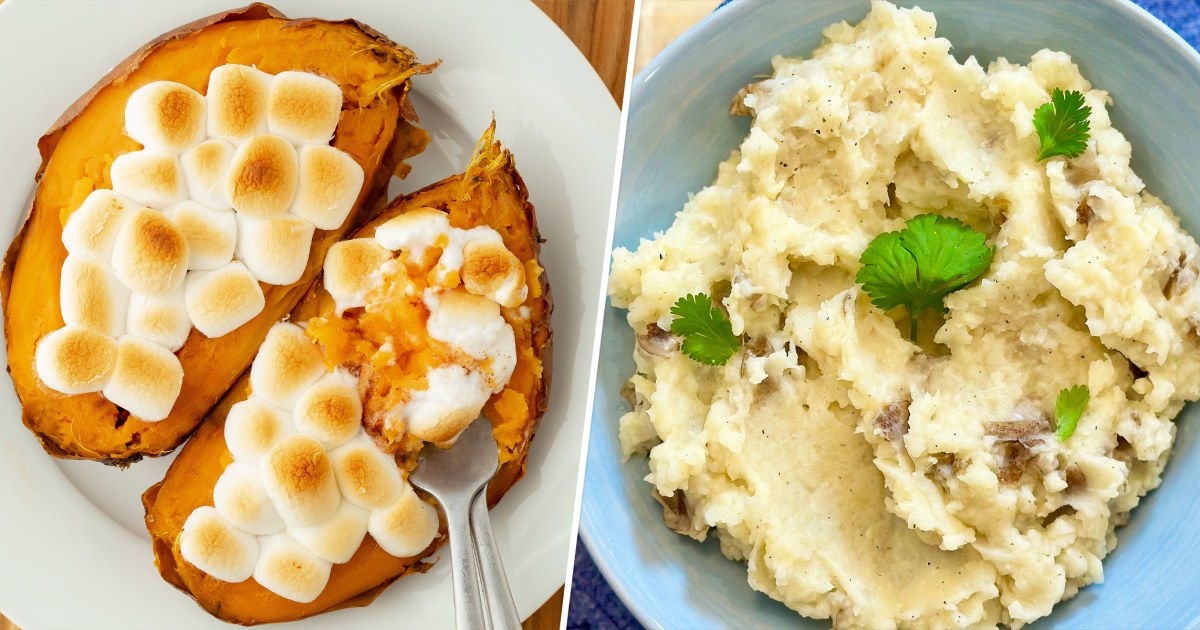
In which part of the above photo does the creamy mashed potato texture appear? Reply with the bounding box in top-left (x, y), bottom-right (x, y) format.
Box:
top-left (610, 2), bottom-right (1200, 628)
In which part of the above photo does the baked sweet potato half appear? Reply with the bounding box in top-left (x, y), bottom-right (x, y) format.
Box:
top-left (2, 3), bottom-right (435, 464)
top-left (143, 123), bottom-right (552, 624)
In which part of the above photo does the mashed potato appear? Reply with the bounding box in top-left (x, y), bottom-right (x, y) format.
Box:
top-left (610, 2), bottom-right (1200, 627)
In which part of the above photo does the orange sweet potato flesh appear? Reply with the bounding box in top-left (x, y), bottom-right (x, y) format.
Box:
top-left (143, 123), bottom-right (552, 624)
top-left (1, 3), bottom-right (436, 465)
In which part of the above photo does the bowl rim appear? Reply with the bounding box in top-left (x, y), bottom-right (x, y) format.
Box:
top-left (580, 0), bottom-right (1200, 627)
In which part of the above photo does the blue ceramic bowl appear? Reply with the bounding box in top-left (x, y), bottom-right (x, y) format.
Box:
top-left (581, 1), bottom-right (1200, 628)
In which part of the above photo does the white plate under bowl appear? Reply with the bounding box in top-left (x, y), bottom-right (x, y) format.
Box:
top-left (0, 1), bottom-right (617, 627)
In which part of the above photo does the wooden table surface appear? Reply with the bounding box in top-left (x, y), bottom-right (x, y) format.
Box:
top-left (635, 0), bottom-right (721, 74)
top-left (0, 1), bottom-right (632, 629)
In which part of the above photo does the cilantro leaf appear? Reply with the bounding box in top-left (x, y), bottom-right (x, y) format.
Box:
top-left (856, 214), bottom-right (994, 340)
top-left (1033, 88), bottom-right (1092, 161)
top-left (1055, 385), bottom-right (1090, 441)
top-left (669, 293), bottom-right (740, 366)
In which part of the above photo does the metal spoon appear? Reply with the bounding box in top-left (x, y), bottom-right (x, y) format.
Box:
top-left (410, 419), bottom-right (521, 630)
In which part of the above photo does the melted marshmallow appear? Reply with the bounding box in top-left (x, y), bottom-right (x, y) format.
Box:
top-left (322, 238), bottom-right (391, 314)
top-left (374, 209), bottom-right (505, 286)
top-left (400, 365), bottom-right (491, 446)
top-left (424, 290), bottom-right (517, 393)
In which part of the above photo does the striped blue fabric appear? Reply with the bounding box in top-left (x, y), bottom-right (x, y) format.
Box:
top-left (567, 1), bottom-right (1200, 628)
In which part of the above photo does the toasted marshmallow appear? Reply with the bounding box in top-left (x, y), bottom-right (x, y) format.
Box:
top-left (34, 325), bottom-right (117, 395)
top-left (125, 81), bottom-right (206, 154)
top-left (374, 208), bottom-right (451, 258)
top-left (367, 483), bottom-right (440, 559)
top-left (425, 291), bottom-right (517, 393)
top-left (62, 189), bottom-right (137, 261)
top-left (180, 506), bottom-right (259, 583)
top-left (293, 370), bottom-right (362, 449)
top-left (226, 134), bottom-right (299, 219)
top-left (288, 500), bottom-right (369, 564)
top-left (206, 64), bottom-right (272, 143)
top-left (126, 285), bottom-right (191, 352)
top-left (181, 139), bottom-right (235, 211)
top-left (260, 433), bottom-right (341, 528)
top-left (111, 208), bottom-right (189, 296)
top-left (267, 72), bottom-right (342, 146)
top-left (401, 365), bottom-right (491, 445)
top-left (236, 214), bottom-right (314, 285)
top-left (102, 335), bottom-right (183, 421)
top-left (323, 238), bottom-right (390, 313)
top-left (214, 461), bottom-right (286, 536)
top-left (60, 255), bottom-right (130, 337)
top-left (249, 323), bottom-right (326, 409)
top-left (430, 226), bottom-right (504, 287)
top-left (109, 150), bottom-right (187, 210)
top-left (330, 434), bottom-right (404, 511)
top-left (225, 398), bottom-right (294, 464)
top-left (167, 201), bottom-right (236, 270)
top-left (462, 240), bottom-right (527, 307)
top-left (253, 533), bottom-right (332, 603)
top-left (291, 145), bottom-right (364, 230)
top-left (184, 262), bottom-right (265, 338)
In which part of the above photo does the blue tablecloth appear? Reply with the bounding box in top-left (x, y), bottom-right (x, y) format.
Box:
top-left (567, 1), bottom-right (1200, 629)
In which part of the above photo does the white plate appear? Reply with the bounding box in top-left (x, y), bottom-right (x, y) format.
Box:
top-left (0, 1), bottom-right (617, 627)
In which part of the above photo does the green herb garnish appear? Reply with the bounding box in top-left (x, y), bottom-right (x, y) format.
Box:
top-left (1055, 385), bottom-right (1090, 441)
top-left (856, 214), bottom-right (994, 341)
top-left (669, 293), bottom-right (740, 366)
top-left (1033, 88), bottom-right (1092, 161)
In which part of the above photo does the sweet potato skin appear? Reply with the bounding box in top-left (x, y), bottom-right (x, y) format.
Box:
top-left (2, 3), bottom-right (436, 464)
top-left (143, 124), bottom-right (552, 625)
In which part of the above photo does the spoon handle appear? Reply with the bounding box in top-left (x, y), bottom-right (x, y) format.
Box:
top-left (445, 495), bottom-right (487, 630)
top-left (470, 489), bottom-right (522, 630)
